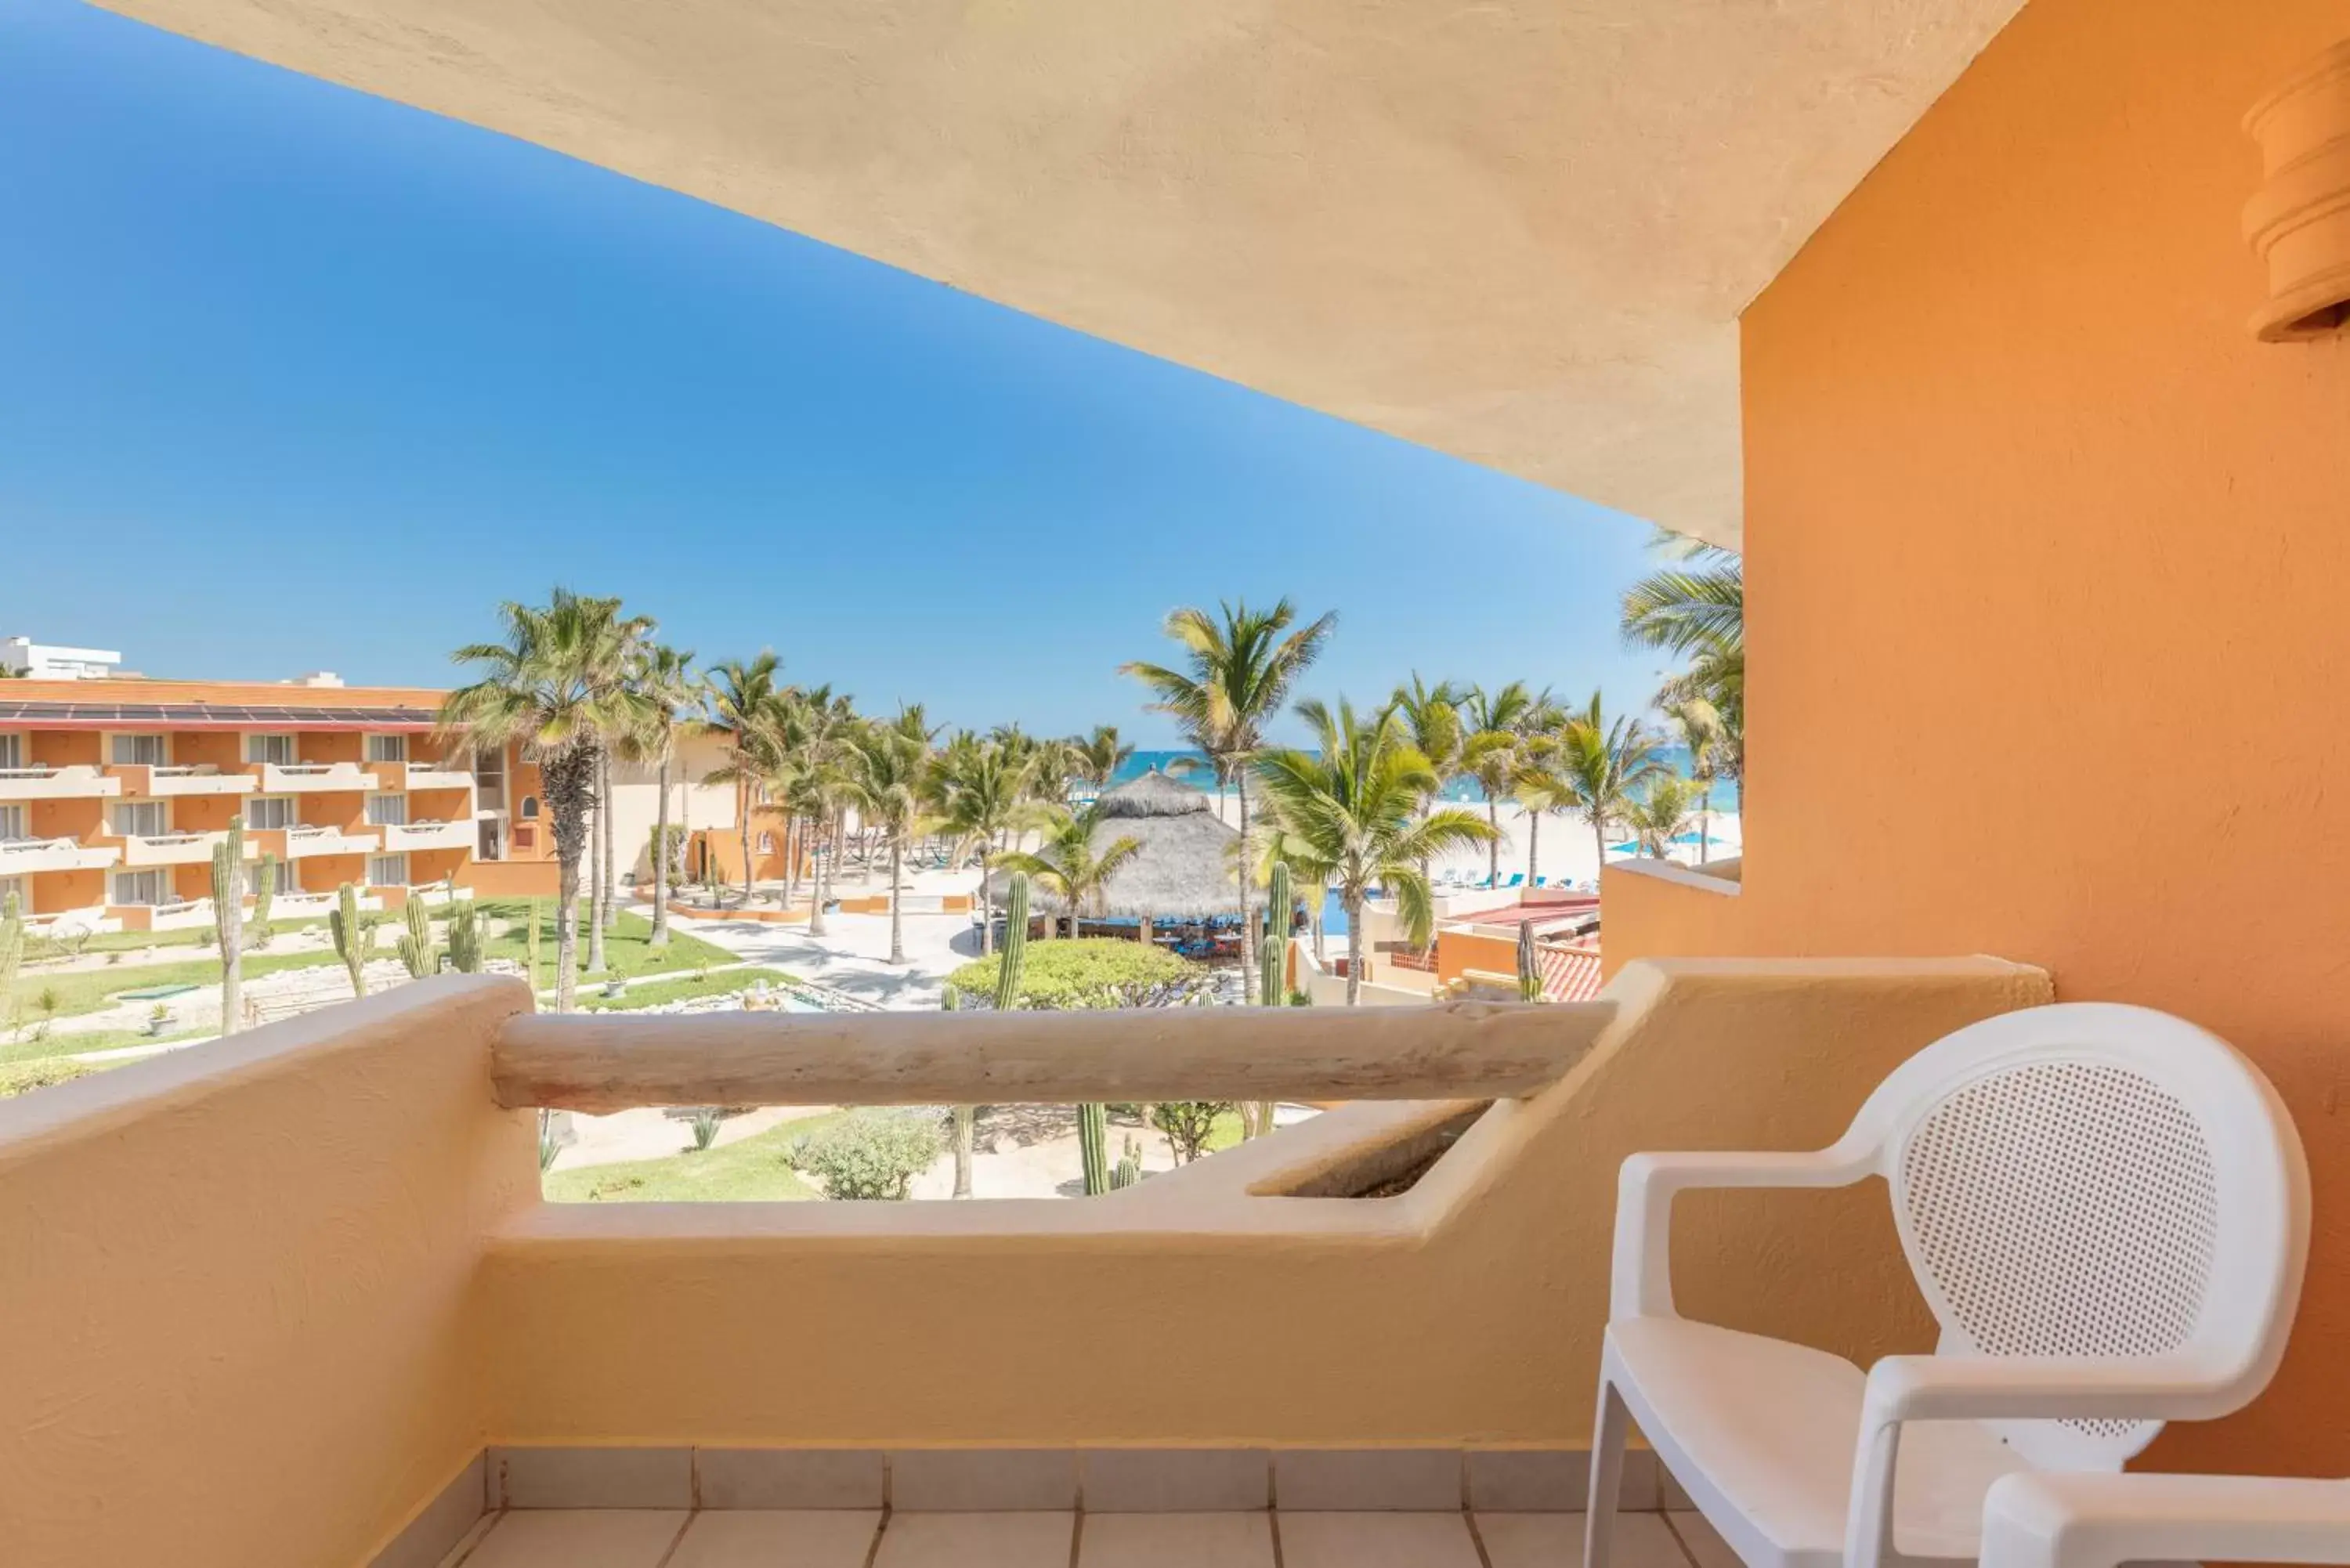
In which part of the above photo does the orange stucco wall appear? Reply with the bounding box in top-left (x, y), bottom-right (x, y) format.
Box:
top-left (1605, 0), bottom-right (2350, 1477)
top-left (1436, 930), bottom-right (1518, 987)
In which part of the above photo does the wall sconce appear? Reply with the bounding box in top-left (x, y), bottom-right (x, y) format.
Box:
top-left (2245, 41), bottom-right (2350, 341)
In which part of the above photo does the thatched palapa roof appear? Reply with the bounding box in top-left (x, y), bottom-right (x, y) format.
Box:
top-left (984, 768), bottom-right (1239, 919)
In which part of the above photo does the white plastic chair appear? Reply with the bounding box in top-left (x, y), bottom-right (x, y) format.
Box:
top-left (1585, 1003), bottom-right (2310, 1568)
top-left (1980, 1469), bottom-right (2350, 1568)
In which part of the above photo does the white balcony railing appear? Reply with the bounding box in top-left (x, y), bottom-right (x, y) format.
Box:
top-left (377, 819), bottom-right (473, 853)
top-left (0, 764), bottom-right (121, 801)
top-left (280, 825), bottom-right (381, 858)
top-left (20, 905), bottom-right (121, 938)
top-left (128, 898), bottom-right (215, 932)
top-left (255, 761), bottom-right (382, 793)
top-left (399, 762), bottom-right (477, 793)
top-left (0, 836), bottom-right (121, 874)
top-left (140, 764), bottom-right (260, 797)
top-left (115, 829), bottom-right (244, 867)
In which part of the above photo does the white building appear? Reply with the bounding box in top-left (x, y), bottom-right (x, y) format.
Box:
top-left (0, 638), bottom-right (122, 680)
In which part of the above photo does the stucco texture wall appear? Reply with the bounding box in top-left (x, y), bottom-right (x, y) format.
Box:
top-left (0, 980), bottom-right (538, 1566)
top-left (1608, 0), bottom-right (2350, 1476)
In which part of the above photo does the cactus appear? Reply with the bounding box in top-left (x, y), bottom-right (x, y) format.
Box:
top-left (944, 985), bottom-right (975, 1198)
top-left (1077, 1102), bottom-right (1110, 1195)
top-left (446, 896), bottom-right (483, 974)
top-left (1517, 919), bottom-right (1541, 1002)
top-left (396, 894), bottom-right (437, 979)
top-left (992, 874), bottom-right (1029, 1011)
top-left (0, 892), bottom-right (23, 1038)
top-left (329, 882), bottom-right (376, 998)
top-left (210, 816), bottom-right (246, 1035)
top-left (1244, 861), bottom-right (1294, 1137)
top-left (1110, 1134), bottom-right (1144, 1190)
top-left (249, 853), bottom-right (277, 948)
top-left (526, 897), bottom-right (544, 989)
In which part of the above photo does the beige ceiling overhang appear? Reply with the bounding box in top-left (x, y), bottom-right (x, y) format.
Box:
top-left (97, 0), bottom-right (2027, 548)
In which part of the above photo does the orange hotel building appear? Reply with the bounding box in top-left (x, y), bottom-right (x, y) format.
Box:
top-left (0, 678), bottom-right (560, 934)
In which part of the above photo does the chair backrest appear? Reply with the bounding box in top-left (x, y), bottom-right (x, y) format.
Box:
top-left (1849, 1003), bottom-right (2308, 1469)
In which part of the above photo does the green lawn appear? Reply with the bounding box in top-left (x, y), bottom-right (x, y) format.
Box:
top-left (543, 1110), bottom-right (841, 1202)
top-left (8, 947), bottom-right (349, 1023)
top-left (476, 901), bottom-right (734, 989)
top-left (26, 915), bottom-right (331, 960)
top-left (580, 966), bottom-right (801, 1013)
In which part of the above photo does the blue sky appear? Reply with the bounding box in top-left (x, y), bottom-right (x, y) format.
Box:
top-left (0, 0), bottom-right (1670, 746)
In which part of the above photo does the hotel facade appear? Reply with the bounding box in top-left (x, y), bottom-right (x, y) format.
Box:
top-left (0, 678), bottom-right (562, 933)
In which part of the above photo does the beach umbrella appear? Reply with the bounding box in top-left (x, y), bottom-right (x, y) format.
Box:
top-left (1606, 840), bottom-right (1641, 855)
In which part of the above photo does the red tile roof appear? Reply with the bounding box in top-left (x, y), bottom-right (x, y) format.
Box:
top-left (1536, 944), bottom-right (1607, 1003)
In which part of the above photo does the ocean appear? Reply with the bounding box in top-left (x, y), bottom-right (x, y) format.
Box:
top-left (1109, 746), bottom-right (1741, 813)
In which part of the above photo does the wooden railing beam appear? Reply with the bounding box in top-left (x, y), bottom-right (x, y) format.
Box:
top-left (492, 999), bottom-right (1611, 1111)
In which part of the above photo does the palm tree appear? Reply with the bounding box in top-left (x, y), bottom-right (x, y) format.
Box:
top-left (439, 591), bottom-right (652, 1013)
top-left (991, 803), bottom-right (1144, 940)
top-left (702, 653), bottom-right (787, 909)
top-left (1556, 692), bottom-right (1671, 873)
top-left (1624, 775), bottom-right (1703, 858)
top-left (618, 642), bottom-right (697, 948)
top-left (1068, 724), bottom-right (1133, 797)
top-left (782, 686), bottom-right (857, 937)
top-left (844, 711), bottom-right (932, 964)
top-left (1460, 681), bottom-right (1558, 887)
top-left (1659, 696), bottom-right (1726, 864)
top-left (933, 735), bottom-right (1034, 954)
top-left (1507, 732), bottom-right (1572, 888)
top-left (1622, 545), bottom-right (1744, 782)
top-left (577, 601), bottom-right (654, 971)
top-left (1122, 598), bottom-right (1336, 969)
top-left (1251, 699), bottom-right (1493, 1005)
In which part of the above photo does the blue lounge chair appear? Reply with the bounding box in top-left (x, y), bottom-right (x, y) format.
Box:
top-left (1502, 873), bottom-right (1525, 890)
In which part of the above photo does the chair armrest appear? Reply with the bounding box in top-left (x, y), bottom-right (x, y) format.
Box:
top-left (1611, 1146), bottom-right (1875, 1321)
top-left (1862, 1351), bottom-right (2240, 1426)
top-left (1842, 1353), bottom-right (2241, 1568)
top-left (1982, 1472), bottom-right (2350, 1568)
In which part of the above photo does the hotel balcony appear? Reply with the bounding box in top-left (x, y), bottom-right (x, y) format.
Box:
top-left (20, 904), bottom-right (120, 938)
top-left (376, 818), bottom-right (473, 854)
top-left (0, 957), bottom-right (2053, 1568)
top-left (105, 763), bottom-right (261, 798)
top-left (269, 887), bottom-right (381, 917)
top-left (0, 764), bottom-right (121, 801)
top-left (387, 760), bottom-right (479, 793)
top-left (254, 761), bottom-right (383, 793)
top-left (110, 828), bottom-right (255, 867)
top-left (278, 824), bottom-right (381, 858)
top-left (0, 835), bottom-right (121, 875)
top-left (110, 896), bottom-right (216, 933)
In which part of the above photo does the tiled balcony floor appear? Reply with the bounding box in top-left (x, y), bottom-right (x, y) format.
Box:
top-left (439, 1506), bottom-right (1732, 1568)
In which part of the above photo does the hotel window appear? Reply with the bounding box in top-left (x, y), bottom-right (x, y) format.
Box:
top-left (366, 734), bottom-right (409, 764)
top-left (368, 853), bottom-right (410, 888)
top-left (245, 796), bottom-right (297, 832)
top-left (0, 735), bottom-right (20, 769)
top-left (109, 801), bottom-right (168, 838)
top-left (473, 746), bottom-right (506, 811)
top-left (0, 805), bottom-right (26, 843)
top-left (520, 796), bottom-right (540, 819)
top-left (0, 874), bottom-right (24, 912)
top-left (366, 793), bottom-right (409, 827)
top-left (245, 734), bottom-right (299, 766)
top-left (111, 869), bottom-right (171, 906)
top-left (247, 861), bottom-right (297, 897)
top-left (110, 734), bottom-right (167, 767)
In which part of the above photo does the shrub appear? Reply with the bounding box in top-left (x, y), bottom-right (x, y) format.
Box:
top-left (790, 1108), bottom-right (945, 1200)
top-left (0, 1058), bottom-right (96, 1098)
top-left (1150, 1100), bottom-right (1233, 1165)
top-left (946, 938), bottom-right (1214, 1010)
top-left (689, 1108), bottom-right (724, 1151)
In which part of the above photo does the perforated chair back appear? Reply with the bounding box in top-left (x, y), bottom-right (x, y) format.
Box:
top-left (1850, 1004), bottom-right (2307, 1469)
